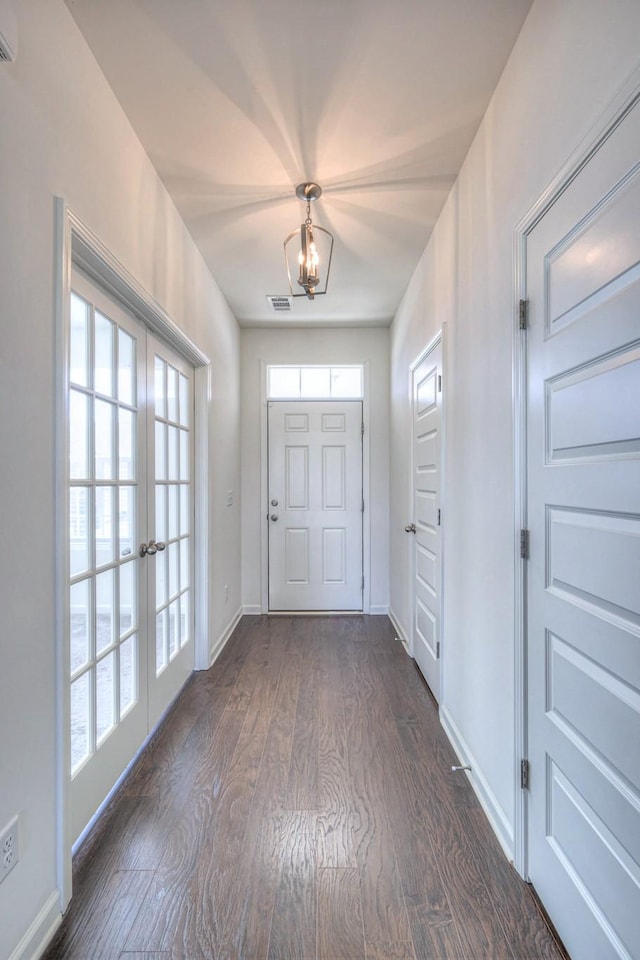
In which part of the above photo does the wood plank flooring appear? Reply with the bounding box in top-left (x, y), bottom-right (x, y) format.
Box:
top-left (44, 616), bottom-right (568, 960)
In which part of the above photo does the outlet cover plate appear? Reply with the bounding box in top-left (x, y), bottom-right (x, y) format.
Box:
top-left (0, 814), bottom-right (19, 883)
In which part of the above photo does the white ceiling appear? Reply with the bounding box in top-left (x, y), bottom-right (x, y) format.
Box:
top-left (65, 0), bottom-right (532, 327)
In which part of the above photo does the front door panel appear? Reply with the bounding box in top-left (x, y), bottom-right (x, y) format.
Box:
top-left (268, 401), bottom-right (363, 611)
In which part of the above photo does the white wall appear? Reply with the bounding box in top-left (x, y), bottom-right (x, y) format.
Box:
top-left (0, 2), bottom-right (241, 957)
top-left (390, 0), bottom-right (640, 853)
top-left (241, 327), bottom-right (390, 613)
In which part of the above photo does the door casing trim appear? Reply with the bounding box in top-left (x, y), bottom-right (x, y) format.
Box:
top-left (512, 63), bottom-right (640, 880)
top-left (54, 199), bottom-right (211, 909)
top-left (259, 362), bottom-right (372, 613)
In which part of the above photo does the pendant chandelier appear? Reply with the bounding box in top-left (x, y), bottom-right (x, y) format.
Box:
top-left (284, 182), bottom-right (334, 300)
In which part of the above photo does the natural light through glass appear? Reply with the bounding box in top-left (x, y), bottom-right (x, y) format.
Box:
top-left (268, 365), bottom-right (363, 399)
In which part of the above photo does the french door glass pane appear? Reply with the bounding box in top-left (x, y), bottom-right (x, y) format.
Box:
top-left (155, 422), bottom-right (166, 480)
top-left (119, 486), bottom-right (136, 559)
top-left (155, 484), bottom-right (166, 541)
top-left (154, 357), bottom-right (165, 418)
top-left (180, 430), bottom-right (189, 481)
top-left (95, 312), bottom-right (115, 397)
top-left (95, 400), bottom-right (115, 479)
top-left (95, 486), bottom-right (116, 567)
top-left (119, 559), bottom-right (136, 635)
top-left (118, 329), bottom-right (135, 405)
top-left (156, 609), bottom-right (167, 674)
top-left (167, 365), bottom-right (178, 422)
top-left (120, 635), bottom-right (136, 715)
top-left (70, 673), bottom-right (90, 773)
top-left (118, 408), bottom-right (135, 480)
top-left (180, 591), bottom-right (190, 647)
top-left (70, 294), bottom-right (90, 388)
top-left (180, 537), bottom-right (189, 590)
top-left (156, 550), bottom-right (167, 606)
top-left (96, 652), bottom-right (115, 742)
top-left (168, 484), bottom-right (179, 539)
top-left (169, 599), bottom-right (179, 659)
top-left (180, 485), bottom-right (189, 536)
top-left (70, 578), bottom-right (91, 674)
top-left (70, 486), bottom-right (91, 577)
top-left (69, 390), bottom-right (89, 479)
top-left (96, 568), bottom-right (115, 655)
top-left (179, 374), bottom-right (189, 426)
top-left (169, 542), bottom-right (179, 598)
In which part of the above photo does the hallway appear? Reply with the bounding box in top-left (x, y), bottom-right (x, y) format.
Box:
top-left (45, 616), bottom-right (566, 960)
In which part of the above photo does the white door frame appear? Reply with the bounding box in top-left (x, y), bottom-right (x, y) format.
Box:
top-left (512, 66), bottom-right (640, 879)
top-left (407, 330), bottom-right (446, 692)
top-left (258, 360), bottom-right (373, 614)
top-left (54, 201), bottom-right (211, 909)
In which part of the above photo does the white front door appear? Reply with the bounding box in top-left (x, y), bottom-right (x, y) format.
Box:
top-left (68, 272), bottom-right (194, 842)
top-left (526, 97), bottom-right (640, 960)
top-left (268, 400), bottom-right (363, 611)
top-left (409, 341), bottom-right (442, 700)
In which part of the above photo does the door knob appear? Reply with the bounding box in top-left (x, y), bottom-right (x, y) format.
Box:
top-left (139, 539), bottom-right (167, 557)
top-left (405, 522), bottom-right (417, 534)
top-left (270, 514), bottom-right (278, 521)
top-left (271, 499), bottom-right (279, 506)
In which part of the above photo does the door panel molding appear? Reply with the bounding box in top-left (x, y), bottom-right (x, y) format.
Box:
top-left (513, 63), bottom-right (640, 883)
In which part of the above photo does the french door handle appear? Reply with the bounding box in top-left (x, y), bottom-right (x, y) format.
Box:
top-left (139, 539), bottom-right (167, 557)
top-left (405, 522), bottom-right (417, 534)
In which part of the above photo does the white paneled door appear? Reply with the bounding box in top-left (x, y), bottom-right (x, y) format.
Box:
top-left (68, 272), bottom-right (194, 842)
top-left (268, 401), bottom-right (363, 611)
top-left (526, 97), bottom-right (640, 960)
top-left (408, 341), bottom-right (442, 701)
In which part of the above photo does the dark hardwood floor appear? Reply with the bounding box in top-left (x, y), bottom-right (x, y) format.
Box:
top-left (44, 616), bottom-right (568, 960)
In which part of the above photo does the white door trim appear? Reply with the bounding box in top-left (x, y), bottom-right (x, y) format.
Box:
top-left (407, 329), bottom-right (446, 690)
top-left (512, 63), bottom-right (640, 879)
top-left (54, 200), bottom-right (211, 909)
top-left (258, 359), bottom-right (372, 614)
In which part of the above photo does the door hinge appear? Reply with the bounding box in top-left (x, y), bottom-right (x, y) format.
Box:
top-left (436, 641), bottom-right (440, 659)
top-left (361, 421), bottom-right (365, 437)
top-left (438, 374), bottom-right (442, 393)
top-left (520, 528), bottom-right (529, 559)
top-left (519, 298), bottom-right (528, 330)
top-left (362, 574), bottom-right (365, 590)
top-left (437, 508), bottom-right (441, 526)
top-left (362, 497), bottom-right (365, 513)
top-left (521, 758), bottom-right (530, 790)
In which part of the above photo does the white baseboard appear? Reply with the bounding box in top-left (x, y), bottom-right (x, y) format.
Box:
top-left (440, 704), bottom-right (514, 861)
top-left (209, 606), bottom-right (243, 666)
top-left (9, 890), bottom-right (61, 960)
top-left (388, 607), bottom-right (411, 654)
top-left (368, 604), bottom-right (389, 615)
top-left (241, 604), bottom-right (262, 615)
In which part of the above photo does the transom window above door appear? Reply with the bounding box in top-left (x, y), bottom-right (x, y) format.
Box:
top-left (267, 365), bottom-right (363, 399)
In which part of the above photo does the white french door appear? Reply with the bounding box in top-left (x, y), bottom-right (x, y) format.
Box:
top-left (268, 400), bottom-right (363, 611)
top-left (525, 96), bottom-right (640, 960)
top-left (407, 340), bottom-right (443, 701)
top-left (68, 270), bottom-right (194, 842)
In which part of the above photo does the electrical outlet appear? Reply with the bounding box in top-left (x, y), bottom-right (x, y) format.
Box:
top-left (0, 815), bottom-right (19, 883)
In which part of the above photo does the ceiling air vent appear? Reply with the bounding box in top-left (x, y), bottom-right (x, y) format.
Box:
top-left (266, 296), bottom-right (292, 313)
top-left (0, 0), bottom-right (17, 63)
